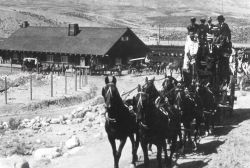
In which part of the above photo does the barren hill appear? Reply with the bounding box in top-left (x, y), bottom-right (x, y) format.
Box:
top-left (0, 0), bottom-right (249, 42)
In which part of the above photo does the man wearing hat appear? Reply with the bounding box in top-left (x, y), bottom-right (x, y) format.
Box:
top-left (187, 17), bottom-right (199, 35)
top-left (217, 15), bottom-right (231, 42)
top-left (198, 17), bottom-right (208, 42)
top-left (206, 17), bottom-right (215, 34)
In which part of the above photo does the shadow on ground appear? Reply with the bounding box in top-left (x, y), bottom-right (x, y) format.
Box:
top-left (135, 108), bottom-right (250, 168)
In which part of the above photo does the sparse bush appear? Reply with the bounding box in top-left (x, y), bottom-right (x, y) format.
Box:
top-left (8, 118), bottom-right (21, 130)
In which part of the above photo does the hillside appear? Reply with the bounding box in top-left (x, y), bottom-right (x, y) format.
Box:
top-left (0, 0), bottom-right (250, 43)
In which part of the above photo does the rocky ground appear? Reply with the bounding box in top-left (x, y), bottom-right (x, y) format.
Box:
top-left (0, 71), bottom-right (250, 168)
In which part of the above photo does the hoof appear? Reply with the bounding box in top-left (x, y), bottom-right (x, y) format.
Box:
top-left (129, 163), bottom-right (136, 168)
top-left (148, 150), bottom-right (153, 155)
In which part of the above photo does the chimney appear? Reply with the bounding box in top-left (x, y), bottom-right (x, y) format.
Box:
top-left (68, 24), bottom-right (79, 36)
top-left (21, 21), bottom-right (29, 28)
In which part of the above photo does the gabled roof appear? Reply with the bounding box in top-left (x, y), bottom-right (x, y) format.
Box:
top-left (0, 26), bottom-right (130, 55)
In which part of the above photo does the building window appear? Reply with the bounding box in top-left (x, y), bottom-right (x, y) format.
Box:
top-left (46, 55), bottom-right (53, 62)
top-left (61, 56), bottom-right (68, 63)
top-left (121, 36), bottom-right (129, 41)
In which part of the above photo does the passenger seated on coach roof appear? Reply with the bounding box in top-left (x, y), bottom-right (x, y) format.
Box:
top-left (187, 17), bottom-right (199, 35)
top-left (198, 17), bottom-right (208, 42)
top-left (206, 17), bottom-right (215, 35)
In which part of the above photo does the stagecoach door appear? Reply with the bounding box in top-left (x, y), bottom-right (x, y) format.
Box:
top-left (80, 57), bottom-right (85, 66)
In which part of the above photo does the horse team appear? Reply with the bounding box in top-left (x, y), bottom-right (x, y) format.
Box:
top-left (102, 75), bottom-right (218, 168)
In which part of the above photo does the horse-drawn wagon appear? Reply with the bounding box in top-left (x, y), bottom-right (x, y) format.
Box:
top-left (128, 57), bottom-right (149, 75)
top-left (21, 58), bottom-right (38, 72)
top-left (182, 31), bottom-right (237, 119)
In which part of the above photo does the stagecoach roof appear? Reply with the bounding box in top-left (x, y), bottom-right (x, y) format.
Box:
top-left (0, 27), bottom-right (133, 55)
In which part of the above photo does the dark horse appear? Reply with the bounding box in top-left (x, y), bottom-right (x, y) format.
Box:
top-left (142, 77), bottom-right (180, 167)
top-left (102, 76), bottom-right (138, 168)
top-left (175, 84), bottom-right (201, 150)
top-left (133, 84), bottom-right (169, 168)
top-left (195, 82), bottom-right (217, 135)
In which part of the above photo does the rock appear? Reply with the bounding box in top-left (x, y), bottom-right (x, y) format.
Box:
top-left (65, 120), bottom-right (72, 125)
top-left (73, 109), bottom-right (89, 118)
top-left (63, 146), bottom-right (84, 157)
top-left (33, 147), bottom-right (61, 160)
top-left (85, 112), bottom-right (96, 122)
top-left (56, 132), bottom-right (65, 136)
top-left (3, 122), bottom-right (9, 129)
top-left (0, 155), bottom-right (30, 168)
top-left (72, 118), bottom-right (83, 124)
top-left (63, 114), bottom-right (73, 120)
top-left (59, 115), bottom-right (66, 123)
top-left (36, 139), bottom-right (42, 144)
top-left (30, 119), bottom-right (36, 125)
top-left (0, 124), bottom-right (4, 129)
top-left (65, 136), bottom-right (80, 149)
top-left (49, 118), bottom-right (60, 124)
top-left (84, 121), bottom-right (93, 128)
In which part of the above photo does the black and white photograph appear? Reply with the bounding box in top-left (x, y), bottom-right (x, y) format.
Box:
top-left (0, 0), bottom-right (250, 168)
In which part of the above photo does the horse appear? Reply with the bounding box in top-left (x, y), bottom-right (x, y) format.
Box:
top-left (102, 76), bottom-right (138, 168)
top-left (194, 81), bottom-right (217, 135)
top-left (167, 59), bottom-right (183, 77)
top-left (133, 84), bottom-right (169, 168)
top-left (175, 83), bottom-right (200, 150)
top-left (51, 64), bottom-right (62, 76)
top-left (142, 77), bottom-right (181, 166)
top-left (40, 64), bottom-right (51, 75)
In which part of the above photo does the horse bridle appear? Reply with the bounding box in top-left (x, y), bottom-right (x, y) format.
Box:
top-left (104, 83), bottom-right (117, 123)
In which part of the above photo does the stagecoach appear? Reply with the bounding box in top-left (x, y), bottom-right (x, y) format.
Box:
top-left (21, 58), bottom-right (38, 72)
top-left (183, 33), bottom-right (237, 117)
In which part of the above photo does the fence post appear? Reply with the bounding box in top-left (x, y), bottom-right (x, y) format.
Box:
top-left (75, 69), bottom-right (77, 91)
top-left (79, 69), bottom-right (81, 89)
top-left (82, 69), bottom-right (85, 86)
top-left (5, 77), bottom-right (7, 104)
top-left (10, 58), bottom-right (12, 73)
top-left (85, 69), bottom-right (88, 85)
top-left (51, 73), bottom-right (53, 97)
top-left (30, 75), bottom-right (32, 100)
top-left (65, 75), bottom-right (67, 94)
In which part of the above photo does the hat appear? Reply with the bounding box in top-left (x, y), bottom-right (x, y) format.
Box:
top-left (189, 31), bottom-right (195, 36)
top-left (217, 15), bottom-right (225, 21)
top-left (208, 17), bottom-right (212, 21)
top-left (200, 17), bottom-right (206, 22)
top-left (148, 76), bottom-right (155, 81)
top-left (190, 17), bottom-right (196, 22)
top-left (238, 50), bottom-right (244, 55)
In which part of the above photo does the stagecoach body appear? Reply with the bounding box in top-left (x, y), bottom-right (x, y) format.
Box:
top-left (183, 35), bottom-right (237, 113)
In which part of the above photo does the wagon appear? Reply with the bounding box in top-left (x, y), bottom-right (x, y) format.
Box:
top-left (128, 57), bottom-right (150, 75)
top-left (21, 58), bottom-right (38, 72)
top-left (184, 38), bottom-right (237, 120)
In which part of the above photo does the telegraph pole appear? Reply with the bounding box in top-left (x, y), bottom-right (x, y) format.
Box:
top-left (158, 24), bottom-right (160, 45)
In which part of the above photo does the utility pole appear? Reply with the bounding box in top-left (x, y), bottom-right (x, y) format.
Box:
top-left (158, 24), bottom-right (160, 45)
top-left (221, 0), bottom-right (224, 14)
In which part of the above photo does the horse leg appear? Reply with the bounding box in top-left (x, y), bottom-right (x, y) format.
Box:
top-left (156, 143), bottom-right (163, 168)
top-left (162, 139), bottom-right (169, 166)
top-left (108, 135), bottom-right (118, 168)
top-left (141, 140), bottom-right (149, 168)
top-left (169, 136), bottom-right (177, 167)
top-left (178, 128), bottom-right (184, 154)
top-left (129, 134), bottom-right (137, 167)
top-left (117, 137), bottom-right (127, 164)
top-left (148, 143), bottom-right (153, 154)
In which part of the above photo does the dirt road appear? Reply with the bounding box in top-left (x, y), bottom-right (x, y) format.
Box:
top-left (1, 73), bottom-right (250, 168)
top-left (40, 91), bottom-right (250, 168)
